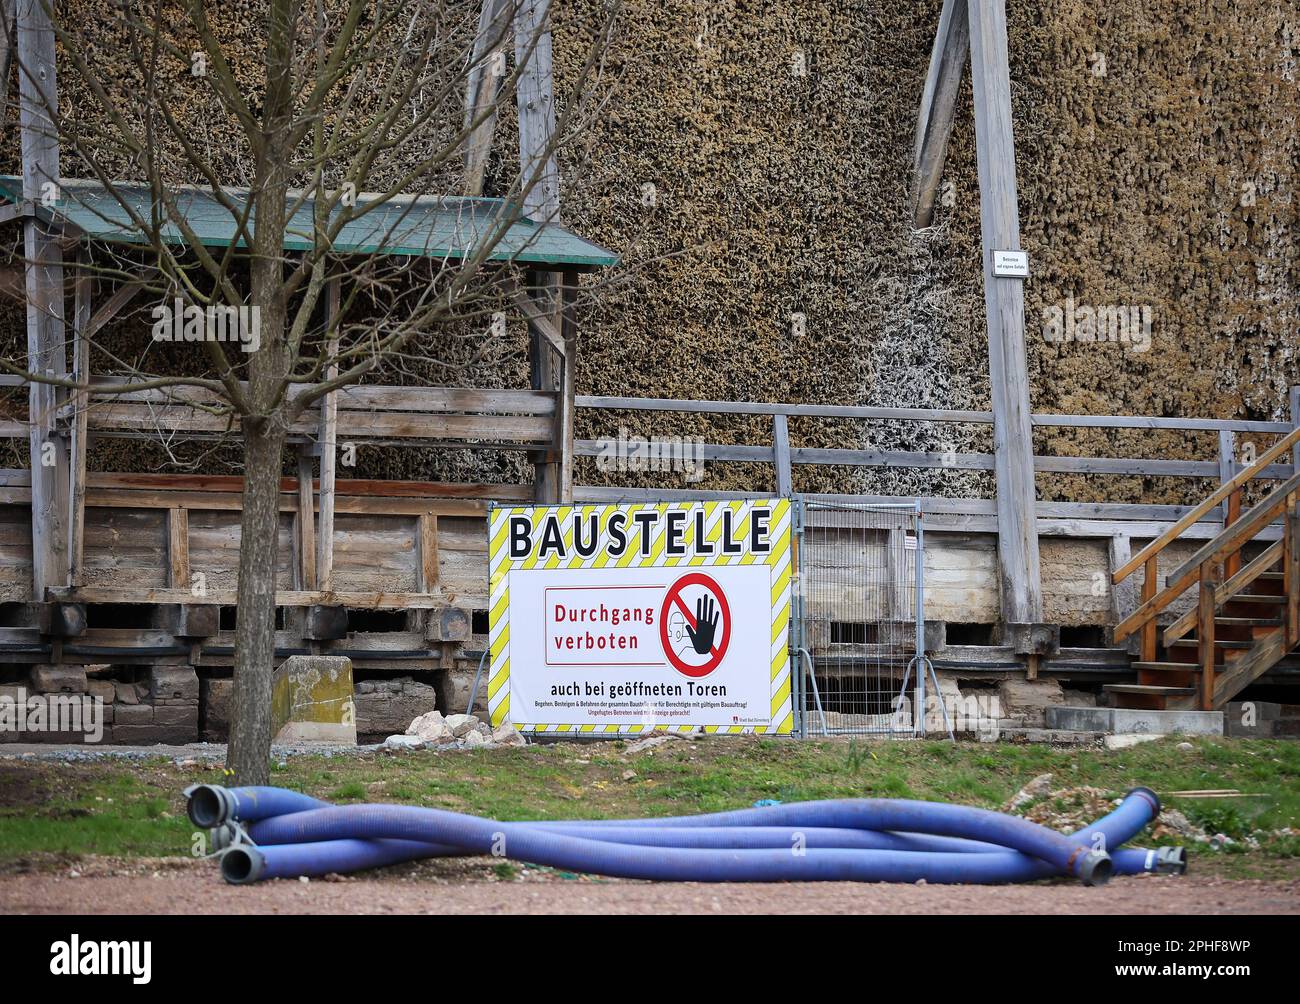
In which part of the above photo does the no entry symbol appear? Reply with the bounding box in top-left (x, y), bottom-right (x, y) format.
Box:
top-left (659, 572), bottom-right (731, 678)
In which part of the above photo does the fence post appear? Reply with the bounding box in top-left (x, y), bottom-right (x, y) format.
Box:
top-left (772, 414), bottom-right (792, 497)
top-left (1218, 430), bottom-right (1242, 577)
top-left (1290, 385), bottom-right (1300, 474)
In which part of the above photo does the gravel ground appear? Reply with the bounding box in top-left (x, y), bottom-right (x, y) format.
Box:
top-left (2, 859), bottom-right (1297, 915)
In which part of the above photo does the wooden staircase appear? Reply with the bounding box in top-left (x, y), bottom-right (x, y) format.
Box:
top-left (1109, 427), bottom-right (1300, 712)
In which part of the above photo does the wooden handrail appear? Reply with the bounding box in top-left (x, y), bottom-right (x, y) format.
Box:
top-left (1114, 469), bottom-right (1300, 642)
top-left (1113, 425), bottom-right (1300, 584)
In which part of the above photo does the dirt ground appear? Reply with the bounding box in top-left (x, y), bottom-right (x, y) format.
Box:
top-left (2, 857), bottom-right (1297, 915)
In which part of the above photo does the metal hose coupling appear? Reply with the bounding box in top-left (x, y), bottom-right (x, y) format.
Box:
top-left (1151, 847), bottom-right (1187, 875)
top-left (1075, 848), bottom-right (1113, 887)
top-left (184, 784), bottom-right (238, 828)
top-left (219, 846), bottom-right (266, 885)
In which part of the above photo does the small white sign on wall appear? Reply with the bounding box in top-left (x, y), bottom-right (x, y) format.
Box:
top-left (992, 249), bottom-right (1030, 278)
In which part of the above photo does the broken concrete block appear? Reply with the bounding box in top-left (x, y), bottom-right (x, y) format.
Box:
top-left (996, 678), bottom-right (1065, 729)
top-left (271, 655), bottom-right (356, 745)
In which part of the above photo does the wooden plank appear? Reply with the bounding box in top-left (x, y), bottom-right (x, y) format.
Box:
top-left (772, 414), bottom-right (792, 496)
top-left (967, 0), bottom-right (1041, 627)
top-left (528, 270), bottom-right (560, 501)
top-left (17, 0), bottom-right (69, 601)
top-left (1034, 414), bottom-right (1291, 434)
top-left (911, 0), bottom-right (970, 228)
top-left (67, 253), bottom-right (90, 587)
top-left (318, 277), bottom-right (339, 592)
top-left (513, 0), bottom-right (560, 222)
top-left (167, 507), bottom-right (189, 589)
top-left (1198, 563), bottom-right (1218, 711)
top-left (419, 513), bottom-right (439, 592)
top-left (578, 395), bottom-right (994, 424)
top-left (296, 449), bottom-right (316, 590)
top-left (462, 0), bottom-right (512, 196)
top-left (1291, 386), bottom-right (1300, 475)
top-left (83, 275), bottom-right (147, 340)
top-left (1212, 627), bottom-right (1289, 710)
top-left (49, 585), bottom-right (459, 610)
top-left (1108, 534), bottom-right (1137, 629)
top-left (1113, 427), bottom-right (1300, 582)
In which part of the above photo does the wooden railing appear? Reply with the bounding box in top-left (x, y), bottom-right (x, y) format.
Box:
top-left (1111, 426), bottom-right (1300, 709)
top-left (575, 393), bottom-right (1300, 537)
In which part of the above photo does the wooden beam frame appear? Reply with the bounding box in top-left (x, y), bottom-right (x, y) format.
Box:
top-left (462, 0), bottom-right (512, 196)
top-left (67, 251), bottom-right (90, 587)
top-left (317, 277), bottom-right (339, 591)
top-left (912, 0), bottom-right (969, 229)
top-left (513, 0), bottom-right (560, 223)
top-left (17, 0), bottom-right (71, 601)
top-left (968, 0), bottom-right (1042, 627)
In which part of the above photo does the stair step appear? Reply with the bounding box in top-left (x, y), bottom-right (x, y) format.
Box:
top-left (1226, 594), bottom-right (1286, 604)
top-left (1132, 661), bottom-right (1200, 672)
top-left (1170, 638), bottom-right (1254, 650)
top-left (1104, 684), bottom-right (1199, 696)
top-left (1214, 616), bottom-right (1282, 627)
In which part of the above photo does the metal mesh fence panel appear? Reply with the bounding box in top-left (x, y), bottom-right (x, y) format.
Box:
top-left (794, 501), bottom-right (923, 736)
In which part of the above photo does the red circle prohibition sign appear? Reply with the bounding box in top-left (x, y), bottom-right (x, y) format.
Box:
top-left (659, 572), bottom-right (731, 678)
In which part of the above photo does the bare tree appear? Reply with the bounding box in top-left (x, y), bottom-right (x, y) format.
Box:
top-left (3, 0), bottom-right (620, 783)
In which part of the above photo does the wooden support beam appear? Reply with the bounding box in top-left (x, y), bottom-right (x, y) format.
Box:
top-left (967, 0), bottom-right (1042, 627)
top-left (528, 269), bottom-right (560, 501)
top-left (1198, 562), bottom-right (1218, 711)
top-left (772, 414), bottom-right (792, 496)
top-left (0, 0), bottom-right (15, 130)
top-left (83, 273), bottom-right (147, 340)
top-left (1290, 385), bottom-right (1300, 475)
top-left (1140, 555), bottom-right (1158, 663)
top-left (296, 448), bottom-right (316, 591)
top-left (67, 253), bottom-right (89, 587)
top-left (557, 271), bottom-right (578, 502)
top-left (1287, 507), bottom-right (1299, 648)
top-left (418, 513), bottom-right (439, 592)
top-left (317, 277), bottom-right (339, 592)
top-left (513, 0), bottom-right (560, 223)
top-left (167, 507), bottom-right (189, 589)
top-left (912, 0), bottom-right (969, 229)
top-left (463, 0), bottom-right (512, 196)
top-left (17, 0), bottom-right (70, 601)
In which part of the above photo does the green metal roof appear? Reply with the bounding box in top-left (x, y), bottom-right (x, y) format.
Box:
top-left (0, 176), bottom-right (617, 268)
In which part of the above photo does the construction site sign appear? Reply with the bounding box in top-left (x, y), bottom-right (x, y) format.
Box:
top-left (486, 500), bottom-right (794, 735)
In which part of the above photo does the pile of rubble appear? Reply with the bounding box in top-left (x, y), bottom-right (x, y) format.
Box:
top-left (382, 710), bottom-right (526, 752)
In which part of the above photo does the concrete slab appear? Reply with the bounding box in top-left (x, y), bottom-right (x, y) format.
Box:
top-left (1112, 709), bottom-right (1223, 736)
top-left (1046, 706), bottom-right (1114, 732)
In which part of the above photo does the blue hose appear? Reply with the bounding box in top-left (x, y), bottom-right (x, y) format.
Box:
top-left (190, 784), bottom-right (1182, 887)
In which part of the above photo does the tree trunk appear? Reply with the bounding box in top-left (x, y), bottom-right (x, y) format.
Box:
top-left (226, 421), bottom-right (286, 786)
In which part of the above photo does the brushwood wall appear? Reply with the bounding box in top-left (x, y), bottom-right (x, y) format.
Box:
top-left (0, 1), bottom-right (1296, 502)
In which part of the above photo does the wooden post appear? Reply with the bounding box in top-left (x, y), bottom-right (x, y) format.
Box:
top-left (1141, 554), bottom-right (1158, 663)
top-left (1285, 507), bottom-right (1299, 649)
top-left (317, 277), bottom-right (339, 592)
top-left (911, 0), bottom-right (970, 229)
top-left (1218, 430), bottom-right (1242, 577)
top-left (967, 0), bottom-right (1042, 629)
top-left (0, 0), bottom-right (16, 129)
top-left (167, 508), bottom-right (189, 589)
top-left (513, 0), bottom-right (560, 224)
top-left (772, 414), bottom-right (792, 497)
top-left (1198, 562), bottom-right (1219, 711)
top-left (527, 269), bottom-right (560, 502)
top-left (557, 270), bottom-right (578, 503)
top-left (463, 0), bottom-right (511, 196)
top-left (418, 513), bottom-right (439, 593)
top-left (17, 0), bottom-right (70, 602)
top-left (296, 449), bottom-right (316, 591)
top-left (1290, 385), bottom-right (1299, 475)
top-left (67, 252), bottom-right (90, 587)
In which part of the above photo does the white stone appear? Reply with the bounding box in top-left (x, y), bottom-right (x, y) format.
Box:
top-left (463, 730), bottom-right (487, 747)
top-left (491, 722), bottom-right (526, 747)
top-left (383, 734), bottom-right (425, 750)
top-left (1103, 733), bottom-right (1161, 750)
top-left (445, 713), bottom-right (478, 738)
top-left (406, 710), bottom-right (450, 742)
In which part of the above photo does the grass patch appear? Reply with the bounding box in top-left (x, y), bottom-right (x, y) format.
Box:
top-left (1, 736), bottom-right (1297, 878)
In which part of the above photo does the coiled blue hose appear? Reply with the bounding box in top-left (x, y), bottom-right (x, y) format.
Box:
top-left (189, 784), bottom-right (1183, 887)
